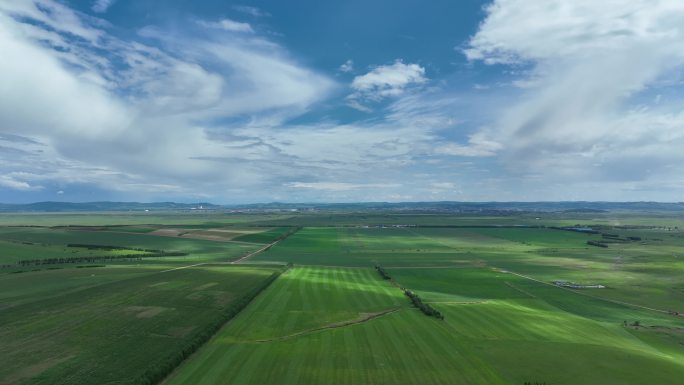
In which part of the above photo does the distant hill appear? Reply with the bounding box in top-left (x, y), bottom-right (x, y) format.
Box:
top-left (230, 201), bottom-right (684, 213)
top-left (0, 201), bottom-right (219, 212)
top-left (0, 201), bottom-right (683, 213)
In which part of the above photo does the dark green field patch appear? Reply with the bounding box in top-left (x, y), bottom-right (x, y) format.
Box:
top-left (0, 227), bottom-right (259, 263)
top-left (0, 265), bottom-right (280, 385)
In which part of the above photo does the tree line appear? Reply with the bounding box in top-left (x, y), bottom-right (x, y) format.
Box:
top-left (1, 251), bottom-right (187, 269)
top-left (135, 270), bottom-right (283, 385)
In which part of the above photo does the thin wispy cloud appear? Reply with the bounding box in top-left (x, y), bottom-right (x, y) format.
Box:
top-left (91, 0), bottom-right (116, 13)
top-left (232, 5), bottom-right (270, 18)
top-left (196, 18), bottom-right (254, 33)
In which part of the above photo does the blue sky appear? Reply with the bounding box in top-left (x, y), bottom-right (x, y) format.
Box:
top-left (2, 0), bottom-right (684, 203)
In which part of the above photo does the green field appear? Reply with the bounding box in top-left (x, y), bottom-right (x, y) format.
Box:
top-left (1, 212), bottom-right (683, 384)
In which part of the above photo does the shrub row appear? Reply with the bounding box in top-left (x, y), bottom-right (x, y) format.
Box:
top-left (137, 271), bottom-right (282, 385)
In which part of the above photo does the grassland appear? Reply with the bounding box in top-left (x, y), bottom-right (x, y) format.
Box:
top-left (2, 211), bottom-right (684, 384)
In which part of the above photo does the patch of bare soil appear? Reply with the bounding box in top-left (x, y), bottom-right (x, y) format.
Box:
top-left (149, 229), bottom-right (186, 237)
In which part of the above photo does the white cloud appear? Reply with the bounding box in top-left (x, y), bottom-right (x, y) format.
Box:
top-left (0, 0), bottom-right (337, 199)
top-left (197, 18), bottom-right (254, 33)
top-left (339, 59), bottom-right (354, 73)
top-left (464, 0), bottom-right (684, 186)
top-left (287, 182), bottom-right (398, 191)
top-left (348, 60), bottom-right (427, 111)
top-left (92, 0), bottom-right (116, 13)
top-left (0, 1), bottom-right (103, 44)
top-left (0, 176), bottom-right (36, 190)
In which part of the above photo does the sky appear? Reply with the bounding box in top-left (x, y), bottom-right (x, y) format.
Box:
top-left (2, 0), bottom-right (684, 203)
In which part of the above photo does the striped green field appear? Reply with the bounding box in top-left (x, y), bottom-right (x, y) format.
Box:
top-left (166, 266), bottom-right (684, 385)
top-left (165, 266), bottom-right (505, 385)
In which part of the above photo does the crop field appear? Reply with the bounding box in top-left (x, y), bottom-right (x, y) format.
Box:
top-left (1, 212), bottom-right (683, 384)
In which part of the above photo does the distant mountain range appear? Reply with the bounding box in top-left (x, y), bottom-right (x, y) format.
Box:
top-left (1, 201), bottom-right (684, 213)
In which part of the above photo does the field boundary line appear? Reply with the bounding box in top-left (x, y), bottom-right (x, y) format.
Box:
top-left (424, 300), bottom-right (488, 305)
top-left (384, 265), bottom-right (484, 269)
top-left (504, 281), bottom-right (538, 299)
top-left (495, 267), bottom-right (676, 315)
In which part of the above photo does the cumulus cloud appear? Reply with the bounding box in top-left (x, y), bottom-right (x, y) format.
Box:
top-left (464, 0), bottom-right (684, 187)
top-left (347, 60), bottom-right (427, 111)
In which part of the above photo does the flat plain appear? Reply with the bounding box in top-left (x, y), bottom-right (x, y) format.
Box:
top-left (1, 211), bottom-right (683, 384)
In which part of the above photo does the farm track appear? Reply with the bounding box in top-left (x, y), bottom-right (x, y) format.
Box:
top-left (253, 308), bottom-right (401, 343)
top-left (231, 238), bottom-right (284, 264)
top-left (157, 238), bottom-right (284, 273)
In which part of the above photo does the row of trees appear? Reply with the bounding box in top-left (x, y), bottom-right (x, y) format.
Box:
top-left (375, 265), bottom-right (392, 280)
top-left (66, 243), bottom-right (166, 252)
top-left (374, 265), bottom-right (444, 320)
top-left (2, 251), bottom-right (188, 269)
top-left (135, 271), bottom-right (283, 385)
top-left (404, 290), bottom-right (445, 320)
top-left (587, 240), bottom-right (608, 248)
